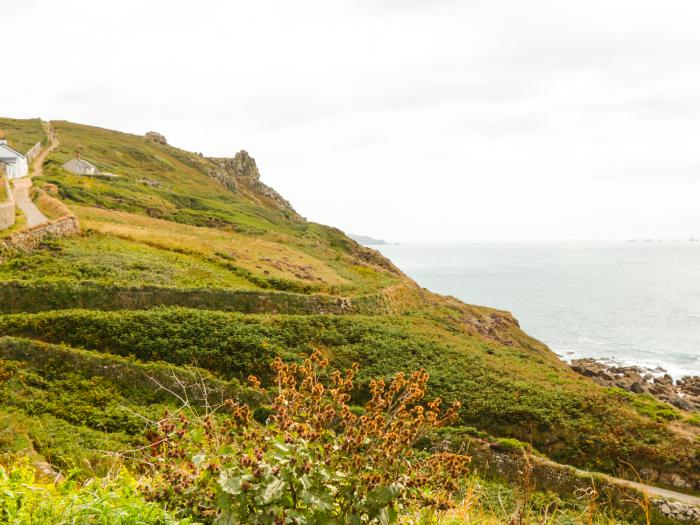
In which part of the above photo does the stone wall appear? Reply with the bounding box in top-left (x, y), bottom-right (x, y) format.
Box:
top-left (352, 284), bottom-right (426, 314)
top-left (0, 214), bottom-right (80, 250)
top-left (467, 444), bottom-right (700, 522)
top-left (0, 178), bottom-right (16, 230)
top-left (0, 279), bottom-right (432, 317)
top-left (0, 281), bottom-right (354, 315)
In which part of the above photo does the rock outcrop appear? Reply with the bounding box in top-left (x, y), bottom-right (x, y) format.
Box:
top-left (207, 150), bottom-right (301, 219)
top-left (145, 131), bottom-right (168, 145)
top-left (571, 358), bottom-right (700, 411)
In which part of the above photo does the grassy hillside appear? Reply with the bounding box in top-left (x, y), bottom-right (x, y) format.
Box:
top-left (0, 336), bottom-right (252, 475)
top-left (0, 118), bottom-right (46, 153)
top-left (1, 307), bottom-right (696, 478)
top-left (35, 121), bottom-right (402, 297)
top-left (0, 118), bottom-right (698, 522)
top-left (45, 122), bottom-right (313, 233)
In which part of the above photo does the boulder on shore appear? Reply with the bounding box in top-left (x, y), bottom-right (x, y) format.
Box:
top-left (570, 358), bottom-right (700, 411)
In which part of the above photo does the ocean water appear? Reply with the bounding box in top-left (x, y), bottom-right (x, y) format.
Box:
top-left (376, 242), bottom-right (700, 378)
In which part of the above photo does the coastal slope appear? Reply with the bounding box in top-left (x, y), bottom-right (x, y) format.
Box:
top-left (0, 117), bottom-right (698, 498)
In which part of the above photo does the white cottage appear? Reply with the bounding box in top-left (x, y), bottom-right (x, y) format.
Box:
top-left (63, 157), bottom-right (100, 175)
top-left (0, 140), bottom-right (28, 179)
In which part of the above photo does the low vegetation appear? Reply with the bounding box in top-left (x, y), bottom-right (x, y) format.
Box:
top-left (0, 460), bottom-right (191, 524)
top-left (0, 353), bottom-right (659, 524)
top-left (31, 186), bottom-right (72, 220)
top-left (0, 117), bottom-right (698, 522)
top-left (0, 235), bottom-right (262, 290)
top-left (0, 308), bottom-right (696, 487)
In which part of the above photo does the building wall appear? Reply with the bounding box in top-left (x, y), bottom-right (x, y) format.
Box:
top-left (15, 157), bottom-right (28, 178)
top-left (63, 159), bottom-right (98, 175)
top-left (25, 142), bottom-right (43, 164)
top-left (2, 157), bottom-right (28, 179)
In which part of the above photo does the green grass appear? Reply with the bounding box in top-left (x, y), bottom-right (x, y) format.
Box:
top-left (0, 336), bottom-right (255, 475)
top-left (0, 307), bottom-right (696, 487)
top-left (0, 233), bottom-right (260, 290)
top-left (0, 118), bottom-right (46, 154)
top-left (0, 459), bottom-right (193, 524)
top-left (42, 121), bottom-right (309, 236)
top-left (36, 120), bottom-right (403, 295)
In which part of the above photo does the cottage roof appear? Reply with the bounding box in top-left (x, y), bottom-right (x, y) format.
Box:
top-left (0, 142), bottom-right (25, 160)
top-left (64, 158), bottom-right (98, 169)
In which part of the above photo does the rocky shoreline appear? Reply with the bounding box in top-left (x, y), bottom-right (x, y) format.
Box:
top-left (570, 358), bottom-right (700, 411)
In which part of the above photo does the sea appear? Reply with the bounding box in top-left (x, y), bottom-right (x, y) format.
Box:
top-left (376, 241), bottom-right (700, 379)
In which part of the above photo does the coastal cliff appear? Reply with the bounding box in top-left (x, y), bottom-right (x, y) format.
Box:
top-left (207, 150), bottom-right (301, 219)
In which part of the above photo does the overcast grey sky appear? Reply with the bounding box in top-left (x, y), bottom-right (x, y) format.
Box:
top-left (3, 0), bottom-right (700, 241)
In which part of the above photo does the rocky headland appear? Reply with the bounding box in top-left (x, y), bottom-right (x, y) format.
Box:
top-left (571, 358), bottom-right (700, 411)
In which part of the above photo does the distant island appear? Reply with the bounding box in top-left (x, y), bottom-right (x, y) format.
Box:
top-left (349, 234), bottom-right (390, 245)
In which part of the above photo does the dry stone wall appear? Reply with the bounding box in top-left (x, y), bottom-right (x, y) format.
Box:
top-left (0, 280), bottom-right (428, 317)
top-left (0, 281), bottom-right (353, 315)
top-left (1, 215), bottom-right (80, 251)
top-left (466, 444), bottom-right (700, 522)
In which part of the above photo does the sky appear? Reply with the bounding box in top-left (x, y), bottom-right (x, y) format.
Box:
top-left (3, 0), bottom-right (700, 241)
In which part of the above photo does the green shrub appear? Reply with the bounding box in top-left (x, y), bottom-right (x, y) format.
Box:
top-left (492, 437), bottom-right (529, 453)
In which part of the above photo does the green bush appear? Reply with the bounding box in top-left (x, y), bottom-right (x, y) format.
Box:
top-left (492, 437), bottom-right (529, 453)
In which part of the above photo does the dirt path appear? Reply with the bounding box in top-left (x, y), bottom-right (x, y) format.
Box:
top-left (561, 460), bottom-right (700, 507)
top-left (11, 121), bottom-right (60, 228)
top-left (613, 476), bottom-right (700, 506)
top-left (31, 121), bottom-right (59, 178)
top-left (12, 178), bottom-right (47, 227)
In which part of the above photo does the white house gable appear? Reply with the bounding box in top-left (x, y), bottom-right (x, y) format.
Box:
top-left (0, 141), bottom-right (29, 179)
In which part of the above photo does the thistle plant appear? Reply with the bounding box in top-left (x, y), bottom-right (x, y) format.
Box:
top-left (141, 351), bottom-right (469, 524)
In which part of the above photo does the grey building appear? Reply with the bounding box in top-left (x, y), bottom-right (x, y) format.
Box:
top-left (63, 157), bottom-right (100, 175)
